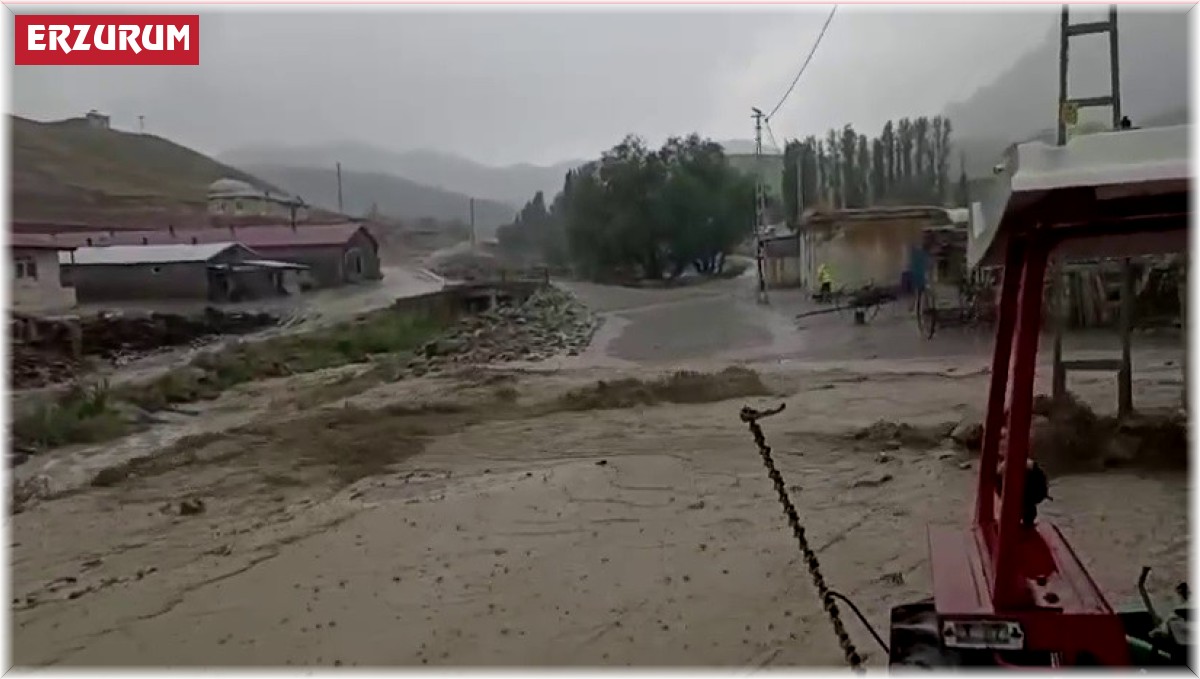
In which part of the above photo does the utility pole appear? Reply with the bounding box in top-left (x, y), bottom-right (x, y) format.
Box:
top-left (336, 162), bottom-right (344, 214)
top-left (137, 115), bottom-right (145, 134)
top-left (469, 197), bottom-right (476, 247)
top-left (752, 107), bottom-right (768, 305)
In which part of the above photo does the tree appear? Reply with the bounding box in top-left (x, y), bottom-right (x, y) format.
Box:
top-left (955, 152), bottom-right (970, 207)
top-left (913, 116), bottom-right (931, 200)
top-left (934, 116), bottom-right (953, 205)
top-left (881, 120), bottom-right (896, 197)
top-left (897, 118), bottom-right (914, 199)
top-left (547, 133), bottom-right (754, 281)
top-left (782, 140), bottom-right (802, 228)
top-left (826, 129), bottom-right (842, 208)
top-left (870, 138), bottom-right (886, 205)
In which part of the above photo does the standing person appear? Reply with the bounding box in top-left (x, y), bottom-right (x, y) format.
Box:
top-left (910, 245), bottom-right (928, 298)
top-left (817, 262), bottom-right (833, 302)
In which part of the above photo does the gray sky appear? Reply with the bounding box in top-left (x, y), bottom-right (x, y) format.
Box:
top-left (11, 6), bottom-right (1072, 166)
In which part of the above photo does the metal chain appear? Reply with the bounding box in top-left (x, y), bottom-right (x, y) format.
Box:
top-left (739, 404), bottom-right (866, 672)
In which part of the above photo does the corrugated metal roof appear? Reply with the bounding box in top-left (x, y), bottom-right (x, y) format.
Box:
top-left (44, 223), bottom-right (370, 250)
top-left (10, 233), bottom-right (77, 250)
top-left (60, 242), bottom-right (247, 266)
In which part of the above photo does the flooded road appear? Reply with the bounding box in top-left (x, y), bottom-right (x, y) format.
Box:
top-left (10, 274), bottom-right (1189, 668)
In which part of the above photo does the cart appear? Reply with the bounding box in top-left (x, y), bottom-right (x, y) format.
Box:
top-left (798, 283), bottom-right (898, 326)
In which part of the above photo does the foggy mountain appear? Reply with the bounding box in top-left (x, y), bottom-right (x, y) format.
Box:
top-left (720, 9), bottom-right (1188, 182)
top-left (220, 142), bottom-right (582, 208)
top-left (945, 8), bottom-right (1189, 176)
top-left (240, 163), bottom-right (516, 235)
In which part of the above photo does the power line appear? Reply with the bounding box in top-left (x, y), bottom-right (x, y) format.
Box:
top-left (763, 117), bottom-right (783, 154)
top-left (766, 5), bottom-right (838, 120)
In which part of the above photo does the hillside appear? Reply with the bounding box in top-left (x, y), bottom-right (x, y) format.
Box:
top-left (945, 8), bottom-right (1189, 177)
top-left (239, 163), bottom-right (516, 235)
top-left (219, 141), bottom-right (582, 207)
top-left (11, 115), bottom-right (280, 225)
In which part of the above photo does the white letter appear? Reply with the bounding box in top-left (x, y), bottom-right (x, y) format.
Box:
top-left (93, 25), bottom-right (114, 50)
top-left (49, 25), bottom-right (70, 53)
top-left (119, 25), bottom-right (140, 54)
top-left (72, 25), bottom-right (90, 51)
top-left (166, 24), bottom-right (188, 51)
top-left (26, 25), bottom-right (46, 50)
top-left (141, 24), bottom-right (161, 50)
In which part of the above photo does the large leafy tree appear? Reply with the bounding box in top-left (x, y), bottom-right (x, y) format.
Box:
top-left (504, 133), bottom-right (755, 281)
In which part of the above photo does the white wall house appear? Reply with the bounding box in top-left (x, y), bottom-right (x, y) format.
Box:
top-left (207, 178), bottom-right (308, 220)
top-left (11, 235), bottom-right (76, 313)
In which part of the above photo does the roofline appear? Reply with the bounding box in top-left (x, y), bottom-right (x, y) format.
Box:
top-left (968, 124), bottom-right (1192, 268)
top-left (62, 242), bottom-right (256, 266)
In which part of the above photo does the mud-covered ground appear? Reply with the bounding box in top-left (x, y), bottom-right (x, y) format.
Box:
top-left (10, 274), bottom-right (1190, 668)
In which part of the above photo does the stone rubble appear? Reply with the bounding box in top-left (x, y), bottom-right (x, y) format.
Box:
top-left (408, 286), bottom-right (600, 375)
top-left (11, 308), bottom-right (280, 390)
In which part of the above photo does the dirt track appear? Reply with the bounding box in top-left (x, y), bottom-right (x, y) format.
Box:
top-left (10, 276), bottom-right (1190, 667)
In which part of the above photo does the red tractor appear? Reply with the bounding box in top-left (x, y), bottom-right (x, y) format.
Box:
top-left (885, 123), bottom-right (1192, 668)
top-left (742, 122), bottom-right (1190, 671)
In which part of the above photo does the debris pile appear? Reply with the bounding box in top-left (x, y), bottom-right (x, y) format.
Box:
top-left (79, 308), bottom-right (278, 360)
top-left (12, 346), bottom-right (82, 390)
top-left (947, 392), bottom-right (1188, 474)
top-left (410, 287), bottom-right (600, 373)
top-left (427, 243), bottom-right (503, 282)
top-left (11, 308), bottom-right (279, 389)
top-left (851, 419), bottom-right (950, 450)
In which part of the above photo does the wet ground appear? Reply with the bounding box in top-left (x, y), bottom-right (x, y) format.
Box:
top-left (10, 272), bottom-right (1190, 668)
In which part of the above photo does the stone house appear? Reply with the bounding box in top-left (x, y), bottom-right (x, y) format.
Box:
top-left (764, 206), bottom-right (960, 291)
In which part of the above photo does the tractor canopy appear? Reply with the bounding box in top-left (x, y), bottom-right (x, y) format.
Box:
top-left (968, 124), bottom-right (1191, 269)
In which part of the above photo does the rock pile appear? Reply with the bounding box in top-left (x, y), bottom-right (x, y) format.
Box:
top-left (409, 286), bottom-right (599, 374)
top-left (79, 308), bottom-right (278, 360)
top-left (11, 308), bottom-right (280, 389)
top-left (12, 346), bottom-right (82, 389)
top-left (947, 392), bottom-right (1188, 473)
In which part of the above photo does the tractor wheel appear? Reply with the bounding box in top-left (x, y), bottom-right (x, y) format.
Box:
top-left (916, 289), bottom-right (938, 339)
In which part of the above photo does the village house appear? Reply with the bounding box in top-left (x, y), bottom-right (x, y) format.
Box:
top-left (207, 178), bottom-right (309, 221)
top-left (85, 109), bottom-right (111, 130)
top-left (10, 234), bottom-right (77, 313)
top-left (60, 242), bottom-right (306, 304)
top-left (42, 223), bottom-right (381, 290)
top-left (762, 206), bottom-right (962, 291)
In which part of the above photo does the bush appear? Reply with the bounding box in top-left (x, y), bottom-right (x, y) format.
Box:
top-left (13, 381), bottom-right (130, 449)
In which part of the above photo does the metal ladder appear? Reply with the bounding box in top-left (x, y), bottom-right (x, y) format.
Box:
top-left (1056, 5), bottom-right (1122, 144)
top-left (1050, 4), bottom-right (1134, 417)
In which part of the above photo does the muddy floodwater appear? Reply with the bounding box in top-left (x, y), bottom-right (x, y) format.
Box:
top-left (10, 273), bottom-right (1190, 667)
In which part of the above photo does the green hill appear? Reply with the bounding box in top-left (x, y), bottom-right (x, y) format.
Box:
top-left (11, 115), bottom-right (280, 224)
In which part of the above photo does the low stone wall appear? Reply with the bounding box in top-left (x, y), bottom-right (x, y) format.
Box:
top-left (389, 280), bottom-right (546, 322)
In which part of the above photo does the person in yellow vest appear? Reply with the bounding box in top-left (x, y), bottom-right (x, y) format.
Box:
top-left (817, 262), bottom-right (834, 301)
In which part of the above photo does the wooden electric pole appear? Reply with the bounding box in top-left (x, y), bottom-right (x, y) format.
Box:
top-left (336, 162), bottom-right (344, 214)
top-left (752, 107), bottom-right (768, 305)
top-left (469, 198), bottom-right (476, 247)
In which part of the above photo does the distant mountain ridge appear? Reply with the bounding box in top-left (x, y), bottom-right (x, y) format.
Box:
top-left (220, 141), bottom-right (583, 208)
top-left (944, 9), bottom-right (1188, 177)
top-left (239, 163), bottom-right (516, 236)
top-left (717, 10), bottom-right (1188, 184)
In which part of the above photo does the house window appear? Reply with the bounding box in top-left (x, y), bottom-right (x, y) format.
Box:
top-left (15, 256), bottom-right (38, 280)
top-left (234, 200), bottom-right (244, 213)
